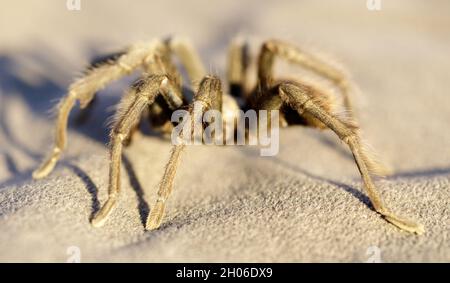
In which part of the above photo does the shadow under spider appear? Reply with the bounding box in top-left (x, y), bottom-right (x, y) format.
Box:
top-left (122, 155), bottom-right (150, 227)
top-left (3, 152), bottom-right (20, 177)
top-left (66, 157), bottom-right (150, 227)
top-left (268, 154), bottom-right (450, 210)
top-left (271, 155), bottom-right (373, 208)
top-left (66, 163), bottom-right (101, 220)
top-left (237, 147), bottom-right (374, 209)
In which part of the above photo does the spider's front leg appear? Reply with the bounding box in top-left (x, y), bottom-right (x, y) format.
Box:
top-left (32, 40), bottom-right (166, 180)
top-left (277, 82), bottom-right (424, 234)
top-left (91, 74), bottom-right (183, 227)
top-left (146, 75), bottom-right (223, 230)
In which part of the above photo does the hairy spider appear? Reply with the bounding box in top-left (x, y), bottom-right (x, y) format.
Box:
top-left (32, 37), bottom-right (424, 234)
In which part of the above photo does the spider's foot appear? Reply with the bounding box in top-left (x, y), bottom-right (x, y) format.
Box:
top-left (380, 211), bottom-right (425, 235)
top-left (90, 198), bottom-right (116, 228)
top-left (32, 156), bottom-right (58, 180)
top-left (146, 201), bottom-right (165, 231)
top-left (90, 214), bottom-right (108, 228)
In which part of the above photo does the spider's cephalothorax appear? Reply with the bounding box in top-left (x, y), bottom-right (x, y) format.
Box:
top-left (32, 37), bottom-right (424, 234)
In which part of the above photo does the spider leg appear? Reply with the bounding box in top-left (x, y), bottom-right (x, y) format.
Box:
top-left (227, 37), bottom-right (249, 98)
top-left (166, 36), bottom-right (207, 87)
top-left (277, 82), bottom-right (424, 234)
top-left (258, 39), bottom-right (354, 113)
top-left (32, 40), bottom-right (166, 179)
top-left (146, 75), bottom-right (222, 230)
top-left (91, 74), bottom-right (183, 227)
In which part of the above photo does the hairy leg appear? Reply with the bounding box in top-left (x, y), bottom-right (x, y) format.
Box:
top-left (91, 74), bottom-right (183, 227)
top-left (167, 36), bottom-right (207, 87)
top-left (277, 82), bottom-right (424, 234)
top-left (146, 75), bottom-right (223, 230)
top-left (258, 39), bottom-right (354, 113)
top-left (33, 40), bottom-right (166, 179)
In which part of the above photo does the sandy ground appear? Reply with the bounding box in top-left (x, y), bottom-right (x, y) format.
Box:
top-left (0, 0), bottom-right (449, 262)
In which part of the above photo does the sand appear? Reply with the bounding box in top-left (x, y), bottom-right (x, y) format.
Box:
top-left (0, 0), bottom-right (449, 262)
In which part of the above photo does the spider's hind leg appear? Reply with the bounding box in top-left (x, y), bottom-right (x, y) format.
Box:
top-left (258, 39), bottom-right (355, 115)
top-left (279, 83), bottom-right (337, 129)
top-left (277, 81), bottom-right (424, 234)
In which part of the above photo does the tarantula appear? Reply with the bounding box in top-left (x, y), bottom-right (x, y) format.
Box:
top-left (32, 37), bottom-right (424, 234)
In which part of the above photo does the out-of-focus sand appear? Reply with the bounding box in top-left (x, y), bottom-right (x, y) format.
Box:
top-left (0, 0), bottom-right (449, 262)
